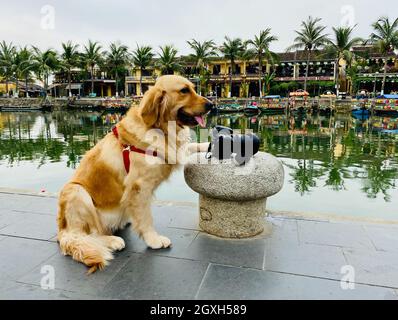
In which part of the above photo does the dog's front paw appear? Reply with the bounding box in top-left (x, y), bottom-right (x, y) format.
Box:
top-left (107, 236), bottom-right (126, 251)
top-left (143, 232), bottom-right (171, 249)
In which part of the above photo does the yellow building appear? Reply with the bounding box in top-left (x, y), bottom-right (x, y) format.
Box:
top-left (124, 51), bottom-right (336, 98)
top-left (0, 78), bottom-right (16, 96)
top-left (125, 57), bottom-right (272, 98)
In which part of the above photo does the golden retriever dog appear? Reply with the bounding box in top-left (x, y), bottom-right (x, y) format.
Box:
top-left (57, 75), bottom-right (212, 273)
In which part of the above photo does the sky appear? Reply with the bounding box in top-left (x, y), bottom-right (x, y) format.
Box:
top-left (0, 0), bottom-right (397, 55)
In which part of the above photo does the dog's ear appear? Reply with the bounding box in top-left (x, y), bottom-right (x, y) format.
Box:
top-left (140, 86), bottom-right (166, 127)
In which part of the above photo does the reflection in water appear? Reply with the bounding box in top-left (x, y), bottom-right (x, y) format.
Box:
top-left (208, 113), bottom-right (398, 202)
top-left (0, 111), bottom-right (397, 218)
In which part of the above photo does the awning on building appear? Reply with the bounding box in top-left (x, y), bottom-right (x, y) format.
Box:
top-left (66, 84), bottom-right (82, 90)
top-left (378, 94), bottom-right (398, 99)
top-left (290, 90), bottom-right (310, 97)
top-left (47, 83), bottom-right (61, 90)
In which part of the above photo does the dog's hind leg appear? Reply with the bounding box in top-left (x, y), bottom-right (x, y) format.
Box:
top-left (57, 183), bottom-right (114, 274)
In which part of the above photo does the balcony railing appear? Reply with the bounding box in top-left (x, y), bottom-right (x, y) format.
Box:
top-left (125, 76), bottom-right (156, 82)
top-left (357, 72), bottom-right (398, 78)
top-left (275, 76), bottom-right (334, 82)
top-left (209, 74), bottom-right (334, 82)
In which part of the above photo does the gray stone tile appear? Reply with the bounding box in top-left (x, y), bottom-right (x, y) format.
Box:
top-left (0, 211), bottom-right (57, 240)
top-left (0, 193), bottom-right (57, 215)
top-left (364, 225), bottom-right (398, 253)
top-left (14, 196), bottom-right (58, 216)
top-left (0, 280), bottom-right (100, 300)
top-left (266, 242), bottom-right (347, 280)
top-left (0, 193), bottom-right (30, 210)
top-left (183, 232), bottom-right (267, 269)
top-left (298, 220), bottom-right (375, 250)
top-left (161, 205), bottom-right (199, 230)
top-left (344, 248), bottom-right (398, 289)
top-left (101, 254), bottom-right (209, 299)
top-left (196, 264), bottom-right (397, 300)
top-left (115, 226), bottom-right (198, 259)
top-left (268, 218), bottom-right (300, 246)
top-left (18, 249), bottom-right (133, 296)
top-left (0, 237), bottom-right (58, 281)
top-left (0, 211), bottom-right (14, 229)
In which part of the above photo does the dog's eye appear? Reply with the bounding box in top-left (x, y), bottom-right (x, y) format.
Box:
top-left (180, 87), bottom-right (190, 94)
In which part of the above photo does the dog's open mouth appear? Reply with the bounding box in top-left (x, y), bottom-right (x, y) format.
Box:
top-left (177, 108), bottom-right (207, 128)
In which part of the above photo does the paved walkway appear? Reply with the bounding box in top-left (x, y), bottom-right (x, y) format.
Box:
top-left (0, 190), bottom-right (397, 300)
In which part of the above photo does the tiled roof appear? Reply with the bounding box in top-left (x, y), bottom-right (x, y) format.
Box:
top-left (276, 50), bottom-right (334, 62)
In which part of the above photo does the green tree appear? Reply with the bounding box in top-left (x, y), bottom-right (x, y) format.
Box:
top-left (0, 41), bottom-right (16, 96)
top-left (219, 37), bottom-right (244, 97)
top-left (12, 47), bottom-right (35, 97)
top-left (370, 17), bottom-right (398, 95)
top-left (325, 26), bottom-right (363, 95)
top-left (263, 72), bottom-right (276, 95)
top-left (32, 47), bottom-right (59, 97)
top-left (105, 42), bottom-right (129, 96)
top-left (82, 40), bottom-right (103, 95)
top-left (362, 160), bottom-right (398, 202)
top-left (132, 45), bottom-right (154, 95)
top-left (60, 41), bottom-right (80, 97)
top-left (156, 45), bottom-right (181, 75)
top-left (346, 62), bottom-right (362, 95)
top-left (247, 29), bottom-right (278, 97)
top-left (288, 16), bottom-right (329, 92)
top-left (187, 39), bottom-right (217, 94)
top-left (240, 81), bottom-right (249, 98)
top-left (286, 159), bottom-right (324, 195)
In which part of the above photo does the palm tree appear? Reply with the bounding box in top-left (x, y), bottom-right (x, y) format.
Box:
top-left (105, 42), bottom-right (129, 96)
top-left (240, 42), bottom-right (256, 63)
top-left (0, 41), bottom-right (16, 96)
top-left (288, 16), bottom-right (329, 92)
top-left (32, 47), bottom-right (59, 97)
top-left (156, 45), bottom-right (181, 75)
top-left (370, 17), bottom-right (398, 95)
top-left (132, 45), bottom-right (154, 95)
top-left (263, 72), bottom-right (276, 95)
top-left (12, 47), bottom-right (35, 97)
top-left (82, 40), bottom-right (103, 95)
top-left (346, 64), bottom-right (360, 95)
top-left (219, 37), bottom-right (244, 97)
top-left (247, 29), bottom-right (278, 97)
top-left (60, 41), bottom-right (80, 97)
top-left (325, 26), bottom-right (363, 96)
top-left (187, 39), bottom-right (217, 94)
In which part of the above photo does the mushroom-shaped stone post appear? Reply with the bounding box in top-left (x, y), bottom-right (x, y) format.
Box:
top-left (184, 152), bottom-right (284, 238)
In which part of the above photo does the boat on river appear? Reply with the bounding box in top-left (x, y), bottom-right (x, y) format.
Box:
top-left (0, 105), bottom-right (45, 112)
top-left (216, 103), bottom-right (244, 113)
top-left (103, 99), bottom-right (130, 111)
top-left (288, 90), bottom-right (310, 113)
top-left (259, 95), bottom-right (286, 114)
top-left (372, 117), bottom-right (398, 134)
top-left (373, 94), bottom-right (398, 116)
top-left (352, 104), bottom-right (370, 116)
top-left (244, 102), bottom-right (261, 115)
top-left (0, 96), bottom-right (53, 112)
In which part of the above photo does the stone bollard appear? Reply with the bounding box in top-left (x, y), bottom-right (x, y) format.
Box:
top-left (184, 152), bottom-right (284, 239)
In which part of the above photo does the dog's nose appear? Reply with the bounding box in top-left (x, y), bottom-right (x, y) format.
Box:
top-left (205, 101), bottom-right (214, 112)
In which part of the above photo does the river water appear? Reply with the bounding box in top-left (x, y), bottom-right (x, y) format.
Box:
top-left (0, 110), bottom-right (397, 220)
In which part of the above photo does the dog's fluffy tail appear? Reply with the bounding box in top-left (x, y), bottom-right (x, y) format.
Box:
top-left (58, 231), bottom-right (113, 274)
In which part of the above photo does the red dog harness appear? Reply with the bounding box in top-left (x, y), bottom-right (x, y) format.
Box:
top-left (112, 126), bottom-right (160, 173)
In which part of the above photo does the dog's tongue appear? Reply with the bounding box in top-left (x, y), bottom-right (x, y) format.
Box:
top-left (194, 115), bottom-right (206, 128)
